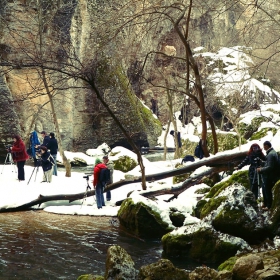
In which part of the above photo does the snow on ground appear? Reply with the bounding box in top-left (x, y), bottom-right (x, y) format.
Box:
top-left (0, 146), bottom-right (204, 220)
top-left (1, 103), bottom-right (280, 218)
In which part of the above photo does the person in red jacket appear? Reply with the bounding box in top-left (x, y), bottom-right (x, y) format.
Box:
top-left (11, 135), bottom-right (29, 181)
top-left (93, 158), bottom-right (107, 209)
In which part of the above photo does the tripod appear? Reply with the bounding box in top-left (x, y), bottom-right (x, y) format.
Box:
top-left (27, 159), bottom-right (47, 185)
top-left (81, 175), bottom-right (93, 208)
top-left (1, 151), bottom-right (16, 174)
top-left (252, 167), bottom-right (264, 201)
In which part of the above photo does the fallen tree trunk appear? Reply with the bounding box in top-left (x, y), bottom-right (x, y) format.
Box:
top-left (115, 165), bottom-right (226, 206)
top-left (0, 150), bottom-right (246, 212)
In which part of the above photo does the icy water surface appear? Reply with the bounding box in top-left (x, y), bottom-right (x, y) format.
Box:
top-left (0, 211), bottom-right (162, 280)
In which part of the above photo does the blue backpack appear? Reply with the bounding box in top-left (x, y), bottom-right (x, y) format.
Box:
top-left (99, 168), bottom-right (110, 185)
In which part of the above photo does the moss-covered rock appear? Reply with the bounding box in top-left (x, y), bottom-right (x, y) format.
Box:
top-left (232, 254), bottom-right (264, 280)
top-left (208, 185), bottom-right (268, 244)
top-left (218, 256), bottom-right (238, 271)
top-left (169, 208), bottom-right (186, 227)
top-left (206, 170), bottom-right (249, 198)
top-left (113, 155), bottom-right (137, 172)
top-left (238, 117), bottom-right (267, 140)
top-left (117, 198), bottom-right (173, 238)
top-left (162, 226), bottom-right (244, 263)
top-left (250, 127), bottom-right (277, 140)
top-left (193, 199), bottom-right (208, 218)
top-left (138, 259), bottom-right (189, 280)
top-left (268, 180), bottom-right (280, 235)
top-left (200, 196), bottom-right (227, 219)
top-left (105, 245), bottom-right (137, 280)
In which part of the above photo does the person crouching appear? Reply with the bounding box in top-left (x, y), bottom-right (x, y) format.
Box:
top-left (40, 146), bottom-right (54, 183)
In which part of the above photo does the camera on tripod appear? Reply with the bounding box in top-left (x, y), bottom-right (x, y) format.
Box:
top-left (83, 174), bottom-right (92, 180)
top-left (253, 157), bottom-right (262, 166)
top-left (5, 144), bottom-right (12, 151)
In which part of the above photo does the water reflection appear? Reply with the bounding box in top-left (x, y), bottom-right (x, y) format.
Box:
top-left (0, 211), bottom-right (162, 279)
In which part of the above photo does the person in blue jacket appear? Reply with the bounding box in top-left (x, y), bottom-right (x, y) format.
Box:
top-left (28, 131), bottom-right (41, 167)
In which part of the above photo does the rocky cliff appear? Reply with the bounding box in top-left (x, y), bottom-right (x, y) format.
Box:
top-left (0, 0), bottom-right (279, 155)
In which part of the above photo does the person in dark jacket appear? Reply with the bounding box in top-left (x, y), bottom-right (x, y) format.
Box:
top-left (40, 146), bottom-right (54, 183)
top-left (41, 131), bottom-right (50, 147)
top-left (47, 132), bottom-right (58, 176)
top-left (103, 155), bottom-right (114, 201)
top-left (234, 143), bottom-right (266, 200)
top-left (257, 141), bottom-right (278, 210)
top-left (28, 131), bottom-right (40, 167)
top-left (11, 135), bottom-right (29, 181)
top-left (194, 139), bottom-right (204, 159)
top-left (93, 158), bottom-right (107, 209)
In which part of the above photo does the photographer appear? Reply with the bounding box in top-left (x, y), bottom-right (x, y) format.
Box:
top-left (10, 135), bottom-right (29, 181)
top-left (40, 146), bottom-right (54, 183)
top-left (257, 141), bottom-right (278, 210)
top-left (234, 143), bottom-right (266, 200)
top-left (28, 131), bottom-right (40, 167)
top-left (47, 132), bottom-right (58, 176)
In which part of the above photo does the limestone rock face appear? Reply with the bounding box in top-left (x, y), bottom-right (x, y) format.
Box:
top-left (105, 245), bottom-right (137, 280)
top-left (0, 73), bottom-right (21, 149)
top-left (232, 254), bottom-right (264, 280)
top-left (117, 198), bottom-right (172, 238)
top-left (138, 259), bottom-right (190, 280)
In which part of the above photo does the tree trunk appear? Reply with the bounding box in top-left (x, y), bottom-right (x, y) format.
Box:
top-left (0, 150), bottom-right (247, 212)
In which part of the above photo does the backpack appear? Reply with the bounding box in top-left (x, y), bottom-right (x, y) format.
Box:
top-left (181, 155), bottom-right (195, 164)
top-left (99, 168), bottom-right (110, 185)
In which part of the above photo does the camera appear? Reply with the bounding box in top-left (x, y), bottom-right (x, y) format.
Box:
top-left (253, 157), bottom-right (262, 166)
top-left (83, 174), bottom-right (92, 180)
top-left (5, 144), bottom-right (12, 151)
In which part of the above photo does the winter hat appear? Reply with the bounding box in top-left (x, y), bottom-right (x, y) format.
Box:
top-left (95, 158), bottom-right (101, 165)
top-left (40, 146), bottom-right (48, 152)
top-left (263, 141), bottom-right (272, 147)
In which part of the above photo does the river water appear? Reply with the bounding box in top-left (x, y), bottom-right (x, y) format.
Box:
top-left (0, 153), bottom-right (199, 280)
top-left (0, 211), bottom-right (163, 280)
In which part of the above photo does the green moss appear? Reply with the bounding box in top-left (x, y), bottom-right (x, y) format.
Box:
top-left (193, 199), bottom-right (208, 218)
top-left (113, 156), bottom-right (137, 172)
top-left (195, 187), bottom-right (210, 194)
top-left (180, 139), bottom-right (197, 157)
top-left (206, 170), bottom-right (249, 198)
top-left (77, 275), bottom-right (104, 280)
top-left (206, 133), bottom-right (246, 154)
top-left (269, 180), bottom-right (280, 234)
top-left (217, 256), bottom-right (238, 271)
top-left (118, 198), bottom-right (172, 238)
top-left (173, 163), bottom-right (190, 184)
top-left (250, 127), bottom-right (277, 140)
top-left (200, 196), bottom-right (227, 219)
top-left (238, 117), bottom-right (267, 139)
